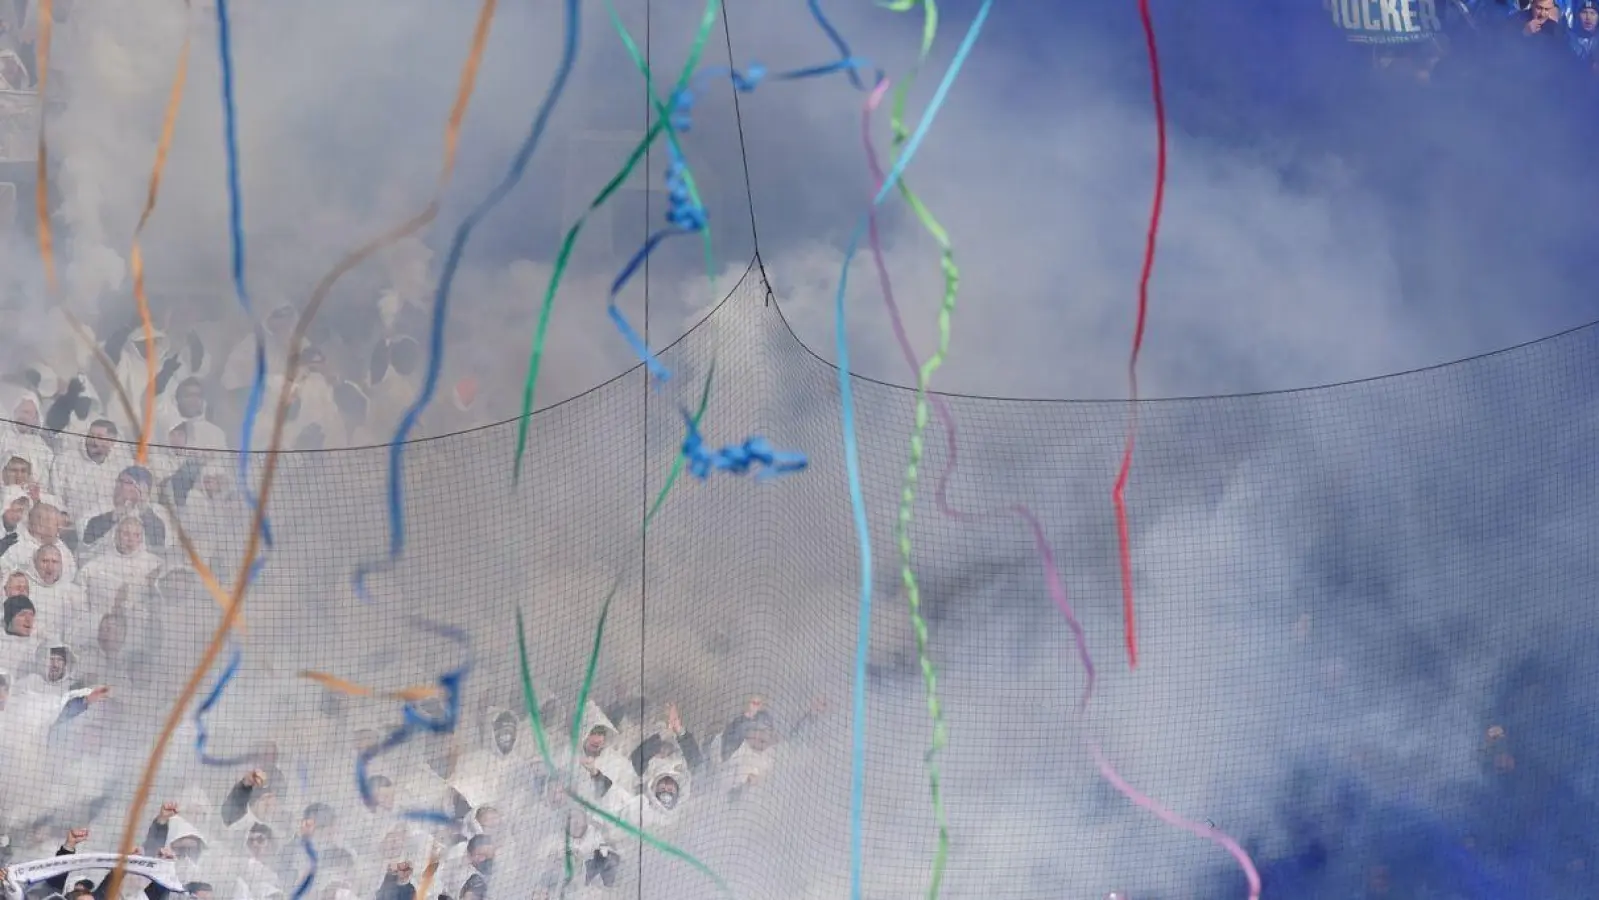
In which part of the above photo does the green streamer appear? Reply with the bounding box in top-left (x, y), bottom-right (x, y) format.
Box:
top-left (566, 788), bottom-right (732, 895)
top-left (512, 0), bottom-right (722, 480)
top-left (516, 365), bottom-right (725, 895)
top-left (876, 2), bottom-right (958, 896)
top-left (601, 0), bottom-right (718, 282)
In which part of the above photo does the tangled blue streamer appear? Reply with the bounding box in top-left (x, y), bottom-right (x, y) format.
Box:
top-left (835, 4), bottom-right (994, 897)
top-left (354, 0), bottom-right (580, 603)
top-left (605, 56), bottom-right (875, 385)
top-left (807, 0), bottom-right (868, 90)
top-left (193, 643), bottom-right (257, 766)
top-left (352, 620), bottom-right (471, 825)
top-left (290, 836), bottom-right (318, 900)
top-left (214, 0), bottom-right (274, 551)
top-left (680, 409), bottom-right (806, 480)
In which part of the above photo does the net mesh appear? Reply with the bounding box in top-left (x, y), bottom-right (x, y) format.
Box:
top-left (4, 257), bottom-right (1598, 898)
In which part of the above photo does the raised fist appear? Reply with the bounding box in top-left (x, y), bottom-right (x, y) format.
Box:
top-left (157, 802), bottom-right (179, 824)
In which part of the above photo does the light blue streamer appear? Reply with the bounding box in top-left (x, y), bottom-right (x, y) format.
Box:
top-left (838, 3), bottom-right (994, 897)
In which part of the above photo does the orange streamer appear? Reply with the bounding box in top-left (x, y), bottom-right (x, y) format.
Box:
top-left (299, 670), bottom-right (441, 704)
top-left (415, 852), bottom-right (441, 900)
top-left (104, 6), bottom-right (500, 896)
top-left (33, 0), bottom-right (54, 296)
top-left (130, 11), bottom-right (193, 463)
top-left (274, 0), bottom-right (496, 435)
top-left (161, 492), bottom-right (245, 634)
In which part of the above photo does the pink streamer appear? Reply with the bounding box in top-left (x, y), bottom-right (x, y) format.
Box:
top-left (860, 79), bottom-right (1261, 900)
top-left (1092, 746), bottom-right (1263, 899)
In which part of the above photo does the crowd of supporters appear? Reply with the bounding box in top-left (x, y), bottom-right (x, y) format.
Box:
top-left (0, 273), bottom-right (840, 900)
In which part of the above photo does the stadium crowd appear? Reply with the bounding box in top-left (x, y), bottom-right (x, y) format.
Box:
top-left (0, 288), bottom-right (829, 900)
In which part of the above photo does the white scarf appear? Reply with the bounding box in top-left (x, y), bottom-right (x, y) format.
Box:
top-left (6, 852), bottom-right (186, 891)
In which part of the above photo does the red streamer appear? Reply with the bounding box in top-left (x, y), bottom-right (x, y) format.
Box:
top-left (1113, 0), bottom-right (1169, 671)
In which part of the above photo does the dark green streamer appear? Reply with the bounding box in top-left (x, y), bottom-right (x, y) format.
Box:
top-left (512, 0), bottom-right (721, 480)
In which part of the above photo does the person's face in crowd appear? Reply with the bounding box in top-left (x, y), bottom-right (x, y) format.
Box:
top-left (201, 470), bottom-right (228, 499)
top-left (177, 382), bottom-right (206, 420)
top-left (171, 837), bottom-right (203, 861)
top-left (3, 456), bottom-right (30, 486)
top-left (493, 720), bottom-right (516, 754)
top-left (475, 807), bottom-right (502, 833)
top-left (2, 496), bottom-right (25, 528)
top-left (35, 546), bottom-right (62, 585)
top-left (115, 517), bottom-right (144, 555)
top-left (268, 305), bottom-right (296, 338)
top-left (467, 840), bottom-right (495, 867)
top-left (98, 615), bottom-right (126, 654)
top-left (246, 827), bottom-right (274, 860)
top-left (583, 728), bottom-right (607, 756)
top-left (46, 651), bottom-right (66, 682)
top-left (29, 504), bottom-right (59, 542)
top-left (1583, 6), bottom-right (1598, 30)
top-left (1534, 0), bottom-right (1561, 21)
top-left (372, 780), bottom-right (395, 810)
top-left (4, 572), bottom-right (26, 597)
top-left (190, 889), bottom-right (213, 900)
top-left (653, 777), bottom-right (679, 809)
top-left (9, 607), bottom-right (33, 636)
top-left (85, 424), bottom-right (115, 462)
top-left (114, 472), bottom-right (145, 508)
top-left (13, 399), bottom-right (38, 428)
top-left (304, 348), bottom-right (330, 381)
top-left (745, 726), bottom-right (775, 753)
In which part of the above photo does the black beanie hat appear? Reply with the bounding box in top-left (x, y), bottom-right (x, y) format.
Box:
top-left (3, 594), bottom-right (33, 628)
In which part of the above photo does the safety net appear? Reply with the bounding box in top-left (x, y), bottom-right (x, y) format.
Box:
top-left (4, 255), bottom-right (1597, 899)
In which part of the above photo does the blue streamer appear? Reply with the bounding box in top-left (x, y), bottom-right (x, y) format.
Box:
top-left (352, 620), bottom-right (471, 823)
top-left (290, 836), bottom-right (317, 900)
top-left (807, 0), bottom-right (868, 90)
top-left (214, 0), bottom-right (273, 551)
top-left (835, 5), bottom-right (994, 898)
top-left (194, 642), bottom-right (256, 766)
top-left (353, 0), bottom-right (580, 603)
top-left (680, 409), bottom-right (806, 480)
top-left (604, 57), bottom-right (875, 385)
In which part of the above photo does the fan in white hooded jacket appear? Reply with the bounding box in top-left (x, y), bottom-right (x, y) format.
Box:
top-left (0, 679), bottom-right (111, 811)
top-left (567, 701), bottom-right (634, 803)
top-left (150, 810), bottom-right (215, 890)
top-left (102, 321), bottom-right (208, 439)
top-left (24, 543), bottom-right (90, 647)
top-left (598, 753), bottom-right (691, 839)
top-left (450, 707), bottom-right (539, 814)
top-left (16, 641), bottom-right (76, 697)
top-left (1, 502), bottom-right (79, 588)
top-left (168, 376), bottom-right (230, 451)
top-left (75, 515), bottom-right (163, 615)
top-left (0, 388), bottom-right (56, 489)
top-left (49, 422), bottom-right (131, 529)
